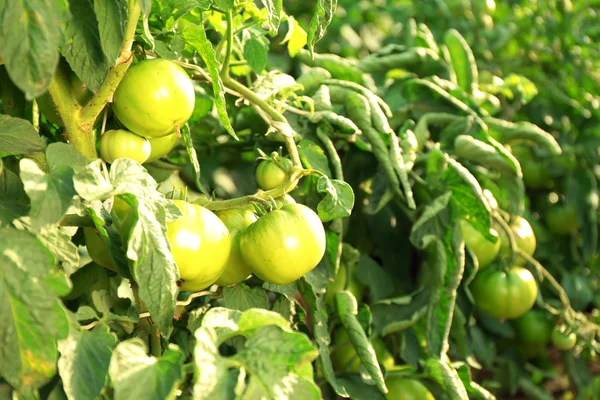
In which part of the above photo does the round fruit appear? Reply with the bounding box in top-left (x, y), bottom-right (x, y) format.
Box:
top-left (329, 328), bottom-right (394, 373)
top-left (471, 267), bottom-right (538, 320)
top-left (84, 228), bottom-right (117, 271)
top-left (552, 327), bottom-right (577, 351)
top-left (112, 59), bottom-right (195, 138)
top-left (146, 133), bottom-right (179, 163)
top-left (497, 216), bottom-right (536, 266)
top-left (513, 310), bottom-right (552, 345)
top-left (545, 204), bottom-right (579, 236)
top-left (240, 204), bottom-right (326, 284)
top-left (99, 129), bottom-right (151, 164)
top-left (214, 208), bottom-right (258, 286)
top-left (460, 220), bottom-right (501, 268)
top-left (166, 200), bottom-right (231, 291)
top-left (255, 158), bottom-right (294, 190)
top-left (325, 263), bottom-right (364, 306)
top-left (385, 375), bottom-right (435, 400)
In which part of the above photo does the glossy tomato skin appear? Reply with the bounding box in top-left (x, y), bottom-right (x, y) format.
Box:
top-left (471, 267), bottom-right (538, 320)
top-left (545, 205), bottom-right (579, 236)
top-left (240, 204), bottom-right (326, 284)
top-left (166, 200), bottom-right (231, 291)
top-left (214, 208), bottom-right (258, 286)
top-left (460, 220), bottom-right (501, 268)
top-left (146, 133), bottom-right (179, 163)
top-left (84, 228), bottom-right (117, 270)
top-left (385, 376), bottom-right (435, 400)
top-left (497, 216), bottom-right (536, 266)
top-left (255, 158), bottom-right (294, 190)
top-left (513, 310), bottom-right (552, 345)
top-left (99, 129), bottom-right (151, 164)
top-left (552, 327), bottom-right (577, 351)
top-left (112, 59), bottom-right (195, 138)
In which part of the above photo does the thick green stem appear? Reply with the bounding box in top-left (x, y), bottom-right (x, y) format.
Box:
top-left (131, 282), bottom-right (162, 356)
top-left (79, 0), bottom-right (141, 125)
top-left (221, 11), bottom-right (234, 75)
top-left (48, 63), bottom-right (96, 158)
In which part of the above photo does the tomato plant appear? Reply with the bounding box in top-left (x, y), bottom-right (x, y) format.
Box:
top-left (112, 59), bottom-right (195, 138)
top-left (471, 267), bottom-right (538, 319)
top-left (166, 200), bottom-right (231, 291)
top-left (1, 0), bottom-right (599, 399)
top-left (99, 129), bottom-right (151, 164)
top-left (239, 204), bottom-right (326, 285)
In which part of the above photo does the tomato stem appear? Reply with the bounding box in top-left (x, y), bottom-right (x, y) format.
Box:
top-left (221, 11), bottom-right (234, 76)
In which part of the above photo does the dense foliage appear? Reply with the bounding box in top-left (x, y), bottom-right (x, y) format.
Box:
top-left (1, 0), bottom-right (599, 399)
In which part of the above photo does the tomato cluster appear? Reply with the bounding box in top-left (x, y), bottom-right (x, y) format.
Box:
top-left (463, 214), bottom-right (539, 320)
top-left (98, 59), bottom-right (192, 165)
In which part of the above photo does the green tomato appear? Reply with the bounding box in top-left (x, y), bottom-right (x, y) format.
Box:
top-left (99, 129), bottom-right (151, 164)
top-left (255, 158), bottom-right (294, 190)
top-left (552, 327), bottom-right (577, 351)
top-left (84, 228), bottom-right (117, 271)
top-left (146, 133), bottom-right (179, 163)
top-left (522, 161), bottom-right (553, 190)
top-left (545, 204), bottom-right (579, 236)
top-left (240, 204), bottom-right (326, 284)
top-left (112, 59), bottom-right (195, 138)
top-left (325, 263), bottom-right (364, 306)
top-left (214, 208), bottom-right (258, 286)
top-left (385, 376), bottom-right (435, 400)
top-left (329, 328), bottom-right (394, 373)
top-left (274, 194), bottom-right (296, 209)
top-left (512, 310), bottom-right (552, 345)
top-left (166, 200), bottom-right (231, 291)
top-left (460, 220), bottom-right (501, 268)
top-left (497, 216), bottom-right (536, 266)
top-left (471, 267), bottom-right (538, 320)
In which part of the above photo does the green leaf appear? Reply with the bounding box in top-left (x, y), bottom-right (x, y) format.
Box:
top-left (262, 281), bottom-right (298, 302)
top-left (371, 290), bottom-right (429, 336)
top-left (0, 115), bottom-right (44, 154)
top-left (58, 324), bottom-right (118, 400)
top-left (36, 226), bottom-right (80, 275)
top-left (0, 67), bottom-right (28, 118)
top-left (298, 139), bottom-right (332, 176)
top-left (316, 176), bottom-right (354, 222)
top-left (61, 0), bottom-right (110, 92)
top-left (260, 0), bottom-right (282, 33)
top-left (0, 227), bottom-right (69, 391)
top-left (243, 29), bottom-right (269, 74)
top-left (424, 358), bottom-right (469, 400)
top-left (307, 0), bottom-right (337, 53)
top-left (179, 19), bottom-right (236, 139)
top-left (444, 29), bottom-right (478, 94)
top-left (335, 291), bottom-right (387, 395)
top-left (93, 0), bottom-right (127, 65)
top-left (355, 255), bottom-right (394, 302)
top-left (566, 168), bottom-right (598, 261)
top-left (0, 0), bottom-right (68, 99)
top-left (284, 16), bottom-right (307, 57)
top-left (223, 285), bottom-right (270, 311)
top-left (192, 328), bottom-right (235, 400)
top-left (109, 339), bottom-right (185, 400)
top-left (299, 280), bottom-right (349, 397)
top-left (454, 135), bottom-right (518, 176)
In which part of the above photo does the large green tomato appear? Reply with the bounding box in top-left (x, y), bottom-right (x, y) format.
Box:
top-left (240, 204), bottom-right (326, 284)
top-left (112, 59), bottom-right (195, 138)
top-left (325, 263), bottom-right (364, 306)
top-left (545, 204), bottom-right (579, 236)
top-left (214, 208), bottom-right (258, 286)
top-left (329, 328), bottom-right (394, 373)
top-left (460, 220), bottom-right (501, 268)
top-left (552, 327), bottom-right (577, 351)
top-left (471, 267), bottom-right (538, 320)
top-left (497, 216), bottom-right (536, 266)
top-left (146, 133), bottom-right (179, 163)
top-left (99, 129), bottom-right (151, 164)
top-left (512, 310), bottom-right (552, 345)
top-left (166, 200), bottom-right (231, 292)
top-left (255, 158), bottom-right (294, 190)
top-left (385, 375), bottom-right (435, 400)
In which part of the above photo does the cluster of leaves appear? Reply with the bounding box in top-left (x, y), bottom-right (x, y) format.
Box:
top-left (1, 0), bottom-right (600, 399)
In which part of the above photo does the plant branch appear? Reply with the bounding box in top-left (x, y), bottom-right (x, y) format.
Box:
top-left (221, 11), bottom-right (234, 75)
top-left (131, 281), bottom-right (162, 356)
top-left (79, 0), bottom-right (141, 125)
